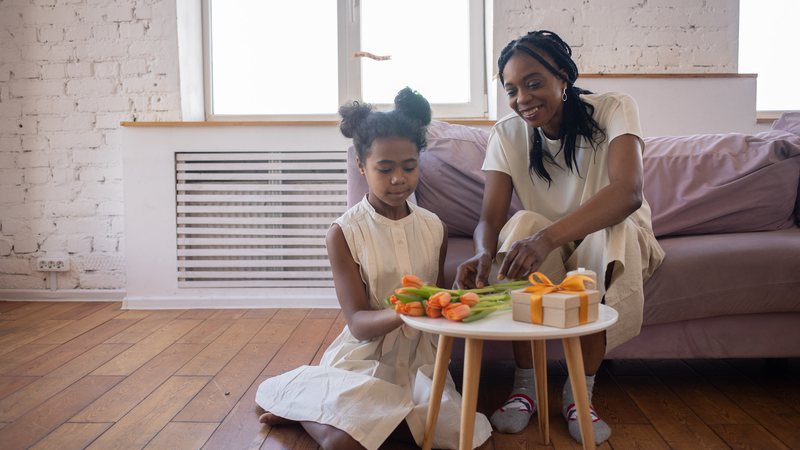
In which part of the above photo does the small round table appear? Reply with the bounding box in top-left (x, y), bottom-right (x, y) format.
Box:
top-left (402, 305), bottom-right (618, 450)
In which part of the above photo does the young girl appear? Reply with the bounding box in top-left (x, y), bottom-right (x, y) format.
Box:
top-left (456, 30), bottom-right (665, 444)
top-left (256, 87), bottom-right (492, 450)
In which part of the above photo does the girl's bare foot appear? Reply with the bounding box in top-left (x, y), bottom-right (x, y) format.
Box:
top-left (259, 412), bottom-right (296, 425)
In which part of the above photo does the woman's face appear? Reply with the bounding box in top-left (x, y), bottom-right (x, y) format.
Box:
top-left (502, 48), bottom-right (567, 139)
top-left (357, 137), bottom-right (419, 219)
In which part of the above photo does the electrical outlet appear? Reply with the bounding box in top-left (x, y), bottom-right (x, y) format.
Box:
top-left (36, 256), bottom-right (70, 272)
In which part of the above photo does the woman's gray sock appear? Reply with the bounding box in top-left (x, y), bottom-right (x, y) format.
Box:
top-left (490, 367), bottom-right (537, 433)
top-left (562, 374), bottom-right (611, 444)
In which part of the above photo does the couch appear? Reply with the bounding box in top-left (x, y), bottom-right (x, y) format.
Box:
top-left (346, 113), bottom-right (800, 359)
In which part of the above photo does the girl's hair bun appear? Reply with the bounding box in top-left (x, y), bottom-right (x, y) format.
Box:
top-left (394, 87), bottom-right (431, 127)
top-left (338, 101), bottom-right (372, 138)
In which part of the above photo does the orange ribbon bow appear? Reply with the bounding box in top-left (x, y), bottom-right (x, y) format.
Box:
top-left (523, 272), bottom-right (595, 325)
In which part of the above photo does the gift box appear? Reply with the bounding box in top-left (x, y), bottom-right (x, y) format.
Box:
top-left (510, 271), bottom-right (600, 328)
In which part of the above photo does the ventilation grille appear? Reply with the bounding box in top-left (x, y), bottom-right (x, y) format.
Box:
top-left (175, 151), bottom-right (347, 289)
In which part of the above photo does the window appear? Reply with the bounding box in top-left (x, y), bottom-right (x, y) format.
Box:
top-left (203, 0), bottom-right (485, 120)
top-left (738, 0), bottom-right (800, 112)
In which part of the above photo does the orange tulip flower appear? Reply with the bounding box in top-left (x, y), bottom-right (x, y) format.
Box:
top-left (401, 274), bottom-right (424, 288)
top-left (458, 292), bottom-right (479, 306)
top-left (395, 301), bottom-right (425, 316)
top-left (443, 303), bottom-right (471, 321)
top-left (426, 304), bottom-right (443, 318)
top-left (428, 291), bottom-right (452, 308)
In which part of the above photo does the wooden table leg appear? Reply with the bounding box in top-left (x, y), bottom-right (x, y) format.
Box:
top-left (459, 338), bottom-right (483, 450)
top-left (562, 336), bottom-right (594, 449)
top-left (532, 340), bottom-right (549, 445)
top-left (422, 334), bottom-right (454, 450)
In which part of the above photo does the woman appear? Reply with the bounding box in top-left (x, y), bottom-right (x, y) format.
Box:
top-left (456, 30), bottom-right (664, 444)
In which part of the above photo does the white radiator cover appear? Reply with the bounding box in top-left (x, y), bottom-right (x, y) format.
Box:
top-left (122, 125), bottom-right (351, 309)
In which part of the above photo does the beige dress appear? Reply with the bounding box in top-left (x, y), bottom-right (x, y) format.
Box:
top-left (483, 92), bottom-right (665, 351)
top-left (255, 196), bottom-right (492, 450)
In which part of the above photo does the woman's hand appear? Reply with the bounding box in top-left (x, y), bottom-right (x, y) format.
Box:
top-left (455, 251), bottom-right (494, 289)
top-left (497, 231), bottom-right (556, 281)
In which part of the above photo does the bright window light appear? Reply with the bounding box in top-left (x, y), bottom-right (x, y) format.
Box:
top-left (739, 0), bottom-right (800, 111)
top-left (360, 0), bottom-right (471, 105)
top-left (209, 1), bottom-right (339, 115)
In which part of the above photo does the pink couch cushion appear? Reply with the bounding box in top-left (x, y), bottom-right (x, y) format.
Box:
top-left (643, 130), bottom-right (800, 237)
top-left (415, 121), bottom-right (522, 237)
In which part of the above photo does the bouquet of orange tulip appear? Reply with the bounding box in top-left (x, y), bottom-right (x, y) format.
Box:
top-left (387, 274), bottom-right (529, 323)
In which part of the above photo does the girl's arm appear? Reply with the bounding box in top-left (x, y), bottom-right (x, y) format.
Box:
top-left (499, 134), bottom-right (643, 280)
top-left (455, 170), bottom-right (514, 288)
top-left (326, 224), bottom-right (403, 341)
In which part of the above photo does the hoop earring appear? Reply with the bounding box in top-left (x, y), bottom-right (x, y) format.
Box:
top-left (562, 86), bottom-right (568, 102)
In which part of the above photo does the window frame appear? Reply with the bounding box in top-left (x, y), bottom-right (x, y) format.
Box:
top-left (201, 0), bottom-right (486, 121)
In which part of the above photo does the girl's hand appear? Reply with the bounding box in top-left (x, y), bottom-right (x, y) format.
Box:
top-left (498, 231), bottom-right (556, 281)
top-left (455, 251), bottom-right (494, 289)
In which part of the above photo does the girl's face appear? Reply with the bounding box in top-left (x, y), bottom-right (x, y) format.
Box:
top-left (357, 137), bottom-right (419, 219)
top-left (502, 48), bottom-right (567, 139)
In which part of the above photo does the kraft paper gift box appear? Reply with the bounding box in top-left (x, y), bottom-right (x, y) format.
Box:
top-left (510, 272), bottom-right (600, 328)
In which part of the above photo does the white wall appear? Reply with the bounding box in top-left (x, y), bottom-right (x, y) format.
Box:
top-left (0, 0), bottom-right (743, 294)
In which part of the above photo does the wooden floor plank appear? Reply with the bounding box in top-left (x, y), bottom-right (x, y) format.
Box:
top-left (260, 316), bottom-right (337, 377)
top-left (645, 359), bottom-right (756, 426)
top-left (174, 342), bottom-right (282, 422)
top-left (0, 375), bottom-right (123, 450)
top-left (48, 302), bottom-right (112, 320)
top-left (103, 309), bottom-right (184, 344)
top-left (613, 375), bottom-right (729, 449)
top-left (711, 423), bottom-right (791, 450)
top-left (177, 319), bottom-right (236, 344)
top-left (178, 309), bottom-right (218, 319)
top-left (202, 375), bottom-right (270, 450)
top-left (0, 302), bottom-right (797, 450)
top-left (0, 302), bottom-right (57, 322)
top-left (91, 319), bottom-right (202, 376)
top-left (0, 343), bottom-right (59, 375)
top-left (0, 376), bottom-right (37, 400)
top-left (144, 422), bottom-right (219, 450)
top-left (0, 301), bottom-right (27, 315)
top-left (176, 318), bottom-right (269, 376)
top-left (11, 318), bottom-right (140, 376)
top-left (0, 343), bottom-right (130, 421)
top-left (593, 366), bottom-right (650, 425)
top-left (28, 422), bottom-right (113, 450)
top-left (606, 423), bottom-right (671, 450)
top-left (210, 309), bottom-right (249, 320)
top-left (311, 311), bottom-right (346, 365)
top-left (32, 303), bottom-right (125, 345)
top-left (86, 375), bottom-right (210, 450)
top-left (0, 319), bottom-right (73, 357)
top-left (242, 308), bottom-right (278, 319)
top-left (707, 374), bottom-right (800, 449)
top-left (71, 343), bottom-right (206, 422)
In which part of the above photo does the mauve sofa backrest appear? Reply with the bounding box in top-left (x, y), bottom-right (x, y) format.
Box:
top-left (346, 116), bottom-right (800, 238)
top-left (642, 129), bottom-right (800, 237)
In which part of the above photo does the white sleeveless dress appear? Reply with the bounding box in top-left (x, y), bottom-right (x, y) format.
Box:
top-left (255, 196), bottom-right (492, 450)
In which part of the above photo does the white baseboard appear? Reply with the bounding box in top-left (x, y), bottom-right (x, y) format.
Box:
top-left (0, 289), bottom-right (126, 302)
top-left (122, 294), bottom-right (339, 309)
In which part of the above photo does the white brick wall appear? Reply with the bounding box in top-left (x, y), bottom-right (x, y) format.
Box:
top-left (495, 0), bottom-right (737, 73)
top-left (0, 0), bottom-right (179, 290)
top-left (0, 0), bottom-right (738, 292)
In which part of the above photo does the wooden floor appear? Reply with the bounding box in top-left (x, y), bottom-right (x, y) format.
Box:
top-left (0, 301), bottom-right (798, 450)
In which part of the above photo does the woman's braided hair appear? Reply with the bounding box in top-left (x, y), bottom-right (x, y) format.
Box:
top-left (498, 30), bottom-right (605, 185)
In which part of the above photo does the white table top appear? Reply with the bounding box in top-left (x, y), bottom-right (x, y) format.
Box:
top-left (401, 304), bottom-right (618, 340)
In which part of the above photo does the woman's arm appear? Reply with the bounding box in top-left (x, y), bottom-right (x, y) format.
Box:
top-left (455, 170), bottom-right (514, 288)
top-left (436, 222), bottom-right (449, 288)
top-left (326, 224), bottom-right (403, 341)
top-left (498, 133), bottom-right (643, 280)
